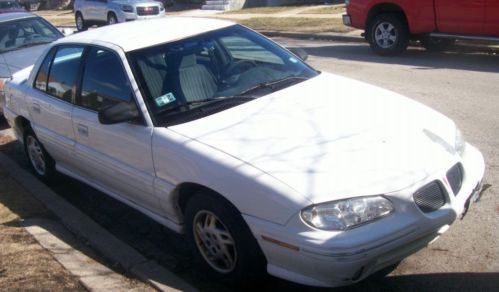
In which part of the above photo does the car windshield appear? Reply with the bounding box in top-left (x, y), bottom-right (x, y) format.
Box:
top-left (127, 24), bottom-right (318, 126)
top-left (0, 17), bottom-right (62, 53)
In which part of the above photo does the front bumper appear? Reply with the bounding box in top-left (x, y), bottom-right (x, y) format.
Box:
top-left (244, 143), bottom-right (485, 287)
top-left (118, 10), bottom-right (165, 22)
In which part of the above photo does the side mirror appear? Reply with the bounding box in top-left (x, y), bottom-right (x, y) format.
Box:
top-left (289, 48), bottom-right (308, 61)
top-left (98, 102), bottom-right (140, 125)
top-left (61, 28), bottom-right (74, 36)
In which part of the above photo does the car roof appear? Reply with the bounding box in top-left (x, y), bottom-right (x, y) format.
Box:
top-left (0, 12), bottom-right (36, 22)
top-left (58, 17), bottom-right (236, 52)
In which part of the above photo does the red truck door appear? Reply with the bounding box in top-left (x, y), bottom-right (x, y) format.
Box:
top-left (435, 0), bottom-right (486, 35)
top-left (485, 0), bottom-right (499, 36)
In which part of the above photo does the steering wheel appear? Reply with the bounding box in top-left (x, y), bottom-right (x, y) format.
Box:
top-left (225, 59), bottom-right (257, 76)
top-left (24, 33), bottom-right (43, 43)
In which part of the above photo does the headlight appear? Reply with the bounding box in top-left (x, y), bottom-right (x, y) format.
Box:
top-left (121, 4), bottom-right (134, 12)
top-left (455, 128), bottom-right (466, 156)
top-left (301, 196), bottom-right (394, 231)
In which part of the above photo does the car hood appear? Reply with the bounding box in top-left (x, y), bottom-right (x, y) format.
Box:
top-left (170, 73), bottom-right (457, 203)
top-left (0, 43), bottom-right (49, 78)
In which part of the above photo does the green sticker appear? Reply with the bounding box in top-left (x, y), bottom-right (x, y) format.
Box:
top-left (155, 92), bottom-right (176, 107)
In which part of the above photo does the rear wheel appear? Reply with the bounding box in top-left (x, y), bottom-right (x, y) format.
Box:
top-left (367, 14), bottom-right (409, 56)
top-left (75, 12), bottom-right (87, 32)
top-left (185, 192), bottom-right (266, 284)
top-left (107, 13), bottom-right (118, 25)
top-left (23, 128), bottom-right (55, 181)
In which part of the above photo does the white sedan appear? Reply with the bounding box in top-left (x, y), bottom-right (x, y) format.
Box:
top-left (3, 17), bottom-right (485, 287)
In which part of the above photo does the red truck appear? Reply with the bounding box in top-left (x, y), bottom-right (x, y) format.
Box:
top-left (343, 0), bottom-right (499, 55)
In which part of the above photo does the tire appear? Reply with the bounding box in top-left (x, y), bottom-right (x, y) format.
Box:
top-left (367, 14), bottom-right (409, 56)
top-left (420, 37), bottom-right (455, 52)
top-left (107, 13), bottom-right (118, 25)
top-left (23, 127), bottom-right (55, 181)
top-left (185, 192), bottom-right (266, 285)
top-left (75, 12), bottom-right (87, 32)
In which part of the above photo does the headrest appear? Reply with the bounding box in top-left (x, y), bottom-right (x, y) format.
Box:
top-left (179, 54), bottom-right (197, 69)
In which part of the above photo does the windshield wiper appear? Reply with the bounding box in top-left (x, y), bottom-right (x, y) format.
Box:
top-left (161, 95), bottom-right (255, 114)
top-left (239, 76), bottom-right (310, 96)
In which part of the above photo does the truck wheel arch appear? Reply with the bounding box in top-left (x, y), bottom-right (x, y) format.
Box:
top-left (366, 3), bottom-right (409, 38)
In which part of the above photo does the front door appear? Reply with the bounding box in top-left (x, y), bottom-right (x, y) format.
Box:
top-left (72, 46), bottom-right (159, 212)
top-left (435, 0), bottom-right (486, 35)
top-left (485, 0), bottom-right (499, 36)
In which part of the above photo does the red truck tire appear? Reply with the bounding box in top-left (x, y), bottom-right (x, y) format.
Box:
top-left (367, 13), bottom-right (409, 56)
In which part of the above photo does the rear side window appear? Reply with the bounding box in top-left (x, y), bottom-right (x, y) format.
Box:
top-left (46, 46), bottom-right (85, 102)
top-left (79, 47), bottom-right (132, 111)
top-left (34, 48), bottom-right (56, 92)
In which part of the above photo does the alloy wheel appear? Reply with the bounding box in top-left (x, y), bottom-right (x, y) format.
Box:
top-left (26, 135), bottom-right (46, 176)
top-left (192, 210), bottom-right (237, 274)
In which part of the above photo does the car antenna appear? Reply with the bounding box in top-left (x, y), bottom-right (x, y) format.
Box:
top-left (0, 53), bottom-right (14, 79)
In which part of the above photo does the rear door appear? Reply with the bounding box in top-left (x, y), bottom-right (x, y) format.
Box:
top-left (435, 0), bottom-right (486, 35)
top-left (485, 0), bottom-right (499, 36)
top-left (27, 45), bottom-right (85, 167)
top-left (71, 45), bottom-right (160, 212)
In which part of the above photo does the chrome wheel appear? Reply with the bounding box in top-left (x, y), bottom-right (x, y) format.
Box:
top-left (374, 21), bottom-right (398, 49)
top-left (193, 210), bottom-right (237, 273)
top-left (26, 135), bottom-right (46, 176)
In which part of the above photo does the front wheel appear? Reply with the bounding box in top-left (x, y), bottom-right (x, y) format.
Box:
top-left (367, 14), bottom-right (409, 56)
top-left (24, 128), bottom-right (55, 181)
top-left (185, 192), bottom-right (266, 284)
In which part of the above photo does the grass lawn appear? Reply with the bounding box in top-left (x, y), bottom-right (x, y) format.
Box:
top-left (237, 17), bottom-right (353, 33)
top-left (299, 5), bottom-right (346, 14)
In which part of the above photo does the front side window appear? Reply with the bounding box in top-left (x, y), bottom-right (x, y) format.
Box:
top-left (46, 46), bottom-right (84, 102)
top-left (79, 47), bottom-right (132, 111)
top-left (127, 24), bottom-right (318, 126)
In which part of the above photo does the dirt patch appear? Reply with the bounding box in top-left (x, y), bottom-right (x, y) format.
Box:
top-left (0, 175), bottom-right (85, 290)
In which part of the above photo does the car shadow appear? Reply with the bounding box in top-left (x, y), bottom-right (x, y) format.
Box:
top-left (294, 43), bottom-right (499, 74)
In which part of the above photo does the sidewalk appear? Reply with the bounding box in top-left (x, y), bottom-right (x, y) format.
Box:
top-left (0, 124), bottom-right (195, 291)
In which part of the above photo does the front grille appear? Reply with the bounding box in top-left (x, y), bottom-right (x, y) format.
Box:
top-left (137, 6), bottom-right (159, 16)
top-left (447, 163), bottom-right (464, 196)
top-left (413, 181), bottom-right (447, 213)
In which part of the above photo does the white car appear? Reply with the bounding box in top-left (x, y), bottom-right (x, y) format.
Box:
top-left (74, 0), bottom-right (165, 31)
top-left (3, 18), bottom-right (485, 287)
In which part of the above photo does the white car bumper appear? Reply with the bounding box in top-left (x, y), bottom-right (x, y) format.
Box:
top-left (244, 143), bottom-right (485, 287)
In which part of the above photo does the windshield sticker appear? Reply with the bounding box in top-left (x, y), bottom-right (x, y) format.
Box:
top-left (155, 93), bottom-right (176, 107)
top-left (289, 57), bottom-right (298, 63)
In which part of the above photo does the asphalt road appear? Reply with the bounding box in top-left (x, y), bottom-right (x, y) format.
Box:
top-left (1, 39), bottom-right (498, 291)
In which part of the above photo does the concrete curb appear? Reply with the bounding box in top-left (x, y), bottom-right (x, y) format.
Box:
top-left (258, 31), bottom-right (364, 43)
top-left (0, 152), bottom-right (197, 292)
top-left (21, 218), bottom-right (153, 291)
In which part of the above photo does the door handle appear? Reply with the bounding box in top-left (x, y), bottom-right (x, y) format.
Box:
top-left (77, 124), bottom-right (89, 137)
top-left (32, 103), bottom-right (41, 114)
